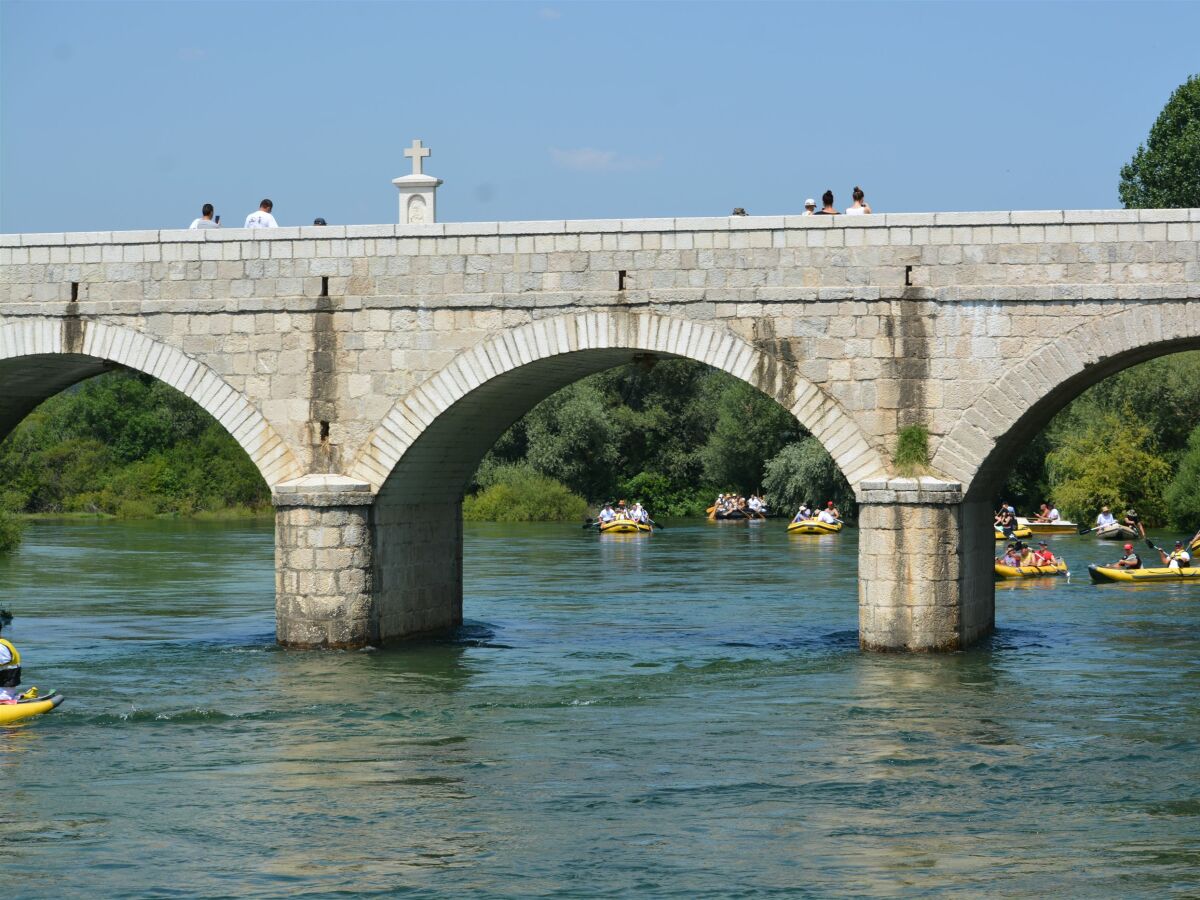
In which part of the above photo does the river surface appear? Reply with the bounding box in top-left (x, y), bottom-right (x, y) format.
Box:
top-left (2, 519), bottom-right (1199, 897)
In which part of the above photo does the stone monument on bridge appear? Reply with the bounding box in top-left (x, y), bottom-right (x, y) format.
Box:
top-left (392, 138), bottom-right (442, 225)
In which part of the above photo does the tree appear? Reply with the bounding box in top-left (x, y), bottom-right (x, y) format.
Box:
top-left (1119, 74), bottom-right (1200, 208)
top-left (1165, 425), bottom-right (1200, 530)
top-left (1047, 411), bottom-right (1171, 524)
top-left (698, 379), bottom-right (802, 492)
top-left (762, 439), bottom-right (855, 519)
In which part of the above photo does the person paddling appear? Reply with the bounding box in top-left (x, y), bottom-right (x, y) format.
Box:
top-left (0, 609), bottom-right (31, 703)
top-left (1158, 540), bottom-right (1191, 570)
top-left (1111, 543), bottom-right (1141, 570)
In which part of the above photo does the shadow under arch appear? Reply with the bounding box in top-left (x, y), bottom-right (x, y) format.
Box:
top-left (349, 310), bottom-right (888, 502)
top-left (0, 318), bottom-right (302, 486)
top-left (932, 302), bottom-right (1200, 503)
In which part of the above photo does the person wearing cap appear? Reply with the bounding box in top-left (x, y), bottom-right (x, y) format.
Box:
top-left (1121, 508), bottom-right (1145, 538)
top-left (1034, 541), bottom-right (1057, 565)
top-left (1017, 541), bottom-right (1038, 566)
top-left (1095, 506), bottom-right (1116, 528)
top-left (818, 501), bottom-right (841, 524)
top-left (1159, 541), bottom-right (1191, 570)
top-left (999, 543), bottom-right (1021, 567)
top-left (1111, 543), bottom-right (1141, 569)
top-left (802, 199), bottom-right (817, 216)
top-left (312, 217), bottom-right (327, 226)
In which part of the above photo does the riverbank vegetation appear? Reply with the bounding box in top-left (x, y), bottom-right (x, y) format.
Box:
top-left (0, 372), bottom-right (269, 520)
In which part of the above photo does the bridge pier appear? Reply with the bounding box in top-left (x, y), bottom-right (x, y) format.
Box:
top-left (273, 477), bottom-right (376, 649)
top-left (857, 479), bottom-right (994, 651)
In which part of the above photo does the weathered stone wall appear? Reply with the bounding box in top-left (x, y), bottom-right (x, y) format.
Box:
top-left (4, 210), bottom-right (1197, 493)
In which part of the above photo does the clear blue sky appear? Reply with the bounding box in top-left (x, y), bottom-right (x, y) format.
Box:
top-left (2, 1), bottom-right (1197, 233)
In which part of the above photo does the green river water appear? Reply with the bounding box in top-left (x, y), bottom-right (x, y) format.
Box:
top-left (2, 519), bottom-right (1199, 897)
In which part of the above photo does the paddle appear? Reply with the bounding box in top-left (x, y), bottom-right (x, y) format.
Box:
top-left (648, 518), bottom-right (665, 530)
top-left (581, 518), bottom-right (599, 530)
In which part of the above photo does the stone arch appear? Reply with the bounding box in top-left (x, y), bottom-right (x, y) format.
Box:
top-left (0, 318), bottom-right (302, 486)
top-left (932, 301), bottom-right (1200, 501)
top-left (349, 310), bottom-right (888, 500)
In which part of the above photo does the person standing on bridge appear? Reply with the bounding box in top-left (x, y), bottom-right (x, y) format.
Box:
top-left (189, 203), bottom-right (219, 229)
top-left (845, 186), bottom-right (872, 215)
top-left (244, 199), bottom-right (278, 229)
top-left (814, 190), bottom-right (839, 215)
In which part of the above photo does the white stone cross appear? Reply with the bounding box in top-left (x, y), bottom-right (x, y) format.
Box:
top-left (404, 138), bottom-right (431, 176)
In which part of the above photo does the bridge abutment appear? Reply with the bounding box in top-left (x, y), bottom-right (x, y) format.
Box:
top-left (857, 480), bottom-right (994, 652)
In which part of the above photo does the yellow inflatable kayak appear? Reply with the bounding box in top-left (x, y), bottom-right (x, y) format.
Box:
top-left (0, 691), bottom-right (64, 726)
top-left (994, 526), bottom-right (1033, 540)
top-left (994, 559), bottom-right (1068, 579)
top-left (787, 519), bottom-right (843, 535)
top-left (1088, 564), bottom-right (1200, 584)
top-left (598, 518), bottom-right (651, 534)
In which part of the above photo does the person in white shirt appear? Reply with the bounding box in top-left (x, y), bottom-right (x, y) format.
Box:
top-left (802, 199), bottom-right (816, 216)
top-left (817, 507), bottom-right (838, 525)
top-left (597, 503), bottom-right (616, 524)
top-left (1160, 541), bottom-right (1191, 570)
top-left (1047, 507), bottom-right (1060, 522)
top-left (189, 203), bottom-right (219, 229)
top-left (244, 198), bottom-right (278, 229)
top-left (1096, 506), bottom-right (1116, 527)
top-left (0, 609), bottom-right (25, 703)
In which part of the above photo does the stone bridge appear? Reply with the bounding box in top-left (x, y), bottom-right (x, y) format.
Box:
top-left (1, 209), bottom-right (1198, 651)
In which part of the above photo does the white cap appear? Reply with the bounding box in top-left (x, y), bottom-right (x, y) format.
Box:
top-left (804, 198), bottom-right (816, 206)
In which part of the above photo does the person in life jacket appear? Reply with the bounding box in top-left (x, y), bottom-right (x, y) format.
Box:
top-left (0, 608), bottom-right (26, 703)
top-left (1159, 541), bottom-right (1191, 570)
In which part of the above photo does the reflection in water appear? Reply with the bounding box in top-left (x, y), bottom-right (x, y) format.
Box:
top-left (2, 520), bottom-right (1199, 896)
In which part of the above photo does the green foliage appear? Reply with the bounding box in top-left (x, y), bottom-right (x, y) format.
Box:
top-left (1119, 74), bottom-right (1200, 209)
top-left (893, 424), bottom-right (930, 476)
top-left (0, 371), bottom-right (269, 517)
top-left (697, 378), bottom-right (802, 493)
top-left (1047, 411), bottom-right (1171, 524)
top-left (618, 471), bottom-right (711, 517)
top-left (462, 464), bottom-right (588, 522)
top-left (479, 359), bottom-right (805, 510)
top-left (762, 439), bottom-right (856, 520)
top-left (0, 506), bottom-right (23, 552)
top-left (1165, 425), bottom-right (1200, 529)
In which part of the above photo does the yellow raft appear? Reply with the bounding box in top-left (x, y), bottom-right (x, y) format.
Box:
top-left (0, 691), bottom-right (65, 726)
top-left (994, 559), bottom-right (1068, 579)
top-left (787, 519), bottom-right (843, 535)
top-left (1088, 564), bottom-right (1200, 584)
top-left (994, 526), bottom-right (1033, 540)
top-left (599, 518), bottom-right (651, 534)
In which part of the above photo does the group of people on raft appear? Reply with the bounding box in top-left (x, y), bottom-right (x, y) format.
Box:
top-left (1093, 505), bottom-right (1146, 537)
top-left (792, 501), bottom-right (843, 524)
top-left (1104, 541), bottom-right (1191, 570)
top-left (993, 500), bottom-right (1063, 535)
top-left (998, 540), bottom-right (1059, 568)
top-left (596, 500), bottom-right (652, 525)
top-left (712, 494), bottom-right (770, 516)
